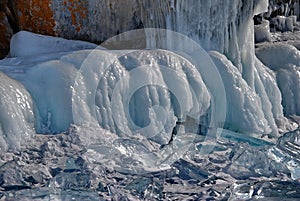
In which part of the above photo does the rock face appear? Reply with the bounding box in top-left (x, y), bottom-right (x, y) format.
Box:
top-left (0, 1), bottom-right (265, 61)
top-left (50, 0), bottom-right (146, 42)
top-left (0, 0), bottom-right (146, 57)
top-left (1, 1), bottom-right (290, 59)
top-left (12, 0), bottom-right (55, 35)
top-left (0, 0), bottom-right (14, 59)
top-left (0, 12), bottom-right (13, 59)
top-left (7, 0), bottom-right (147, 43)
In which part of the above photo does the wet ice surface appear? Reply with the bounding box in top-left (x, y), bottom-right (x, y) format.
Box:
top-left (0, 126), bottom-right (299, 200)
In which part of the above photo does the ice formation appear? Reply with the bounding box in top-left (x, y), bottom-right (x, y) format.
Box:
top-left (255, 19), bottom-right (272, 43)
top-left (0, 72), bottom-right (34, 151)
top-left (0, 0), bottom-right (292, 151)
top-left (71, 48), bottom-right (211, 145)
top-left (158, 0), bottom-right (285, 136)
top-left (210, 51), bottom-right (271, 134)
top-left (256, 43), bottom-right (300, 116)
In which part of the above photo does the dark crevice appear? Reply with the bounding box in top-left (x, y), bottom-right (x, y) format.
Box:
top-left (133, 12), bottom-right (144, 29)
top-left (0, 0), bottom-right (19, 58)
top-left (6, 0), bottom-right (19, 33)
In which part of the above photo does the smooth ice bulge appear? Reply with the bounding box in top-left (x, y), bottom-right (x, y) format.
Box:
top-left (9, 31), bottom-right (97, 57)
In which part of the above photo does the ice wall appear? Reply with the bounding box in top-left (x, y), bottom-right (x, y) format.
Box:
top-left (9, 0), bottom-right (280, 111)
top-left (1, 32), bottom-right (212, 145)
top-left (0, 0), bottom-right (293, 150)
top-left (0, 28), bottom-right (285, 148)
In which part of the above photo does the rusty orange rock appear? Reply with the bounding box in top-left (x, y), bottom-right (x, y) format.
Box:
top-left (63, 0), bottom-right (88, 32)
top-left (11, 0), bottom-right (92, 37)
top-left (0, 0), bottom-right (165, 57)
top-left (14, 0), bottom-right (56, 36)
